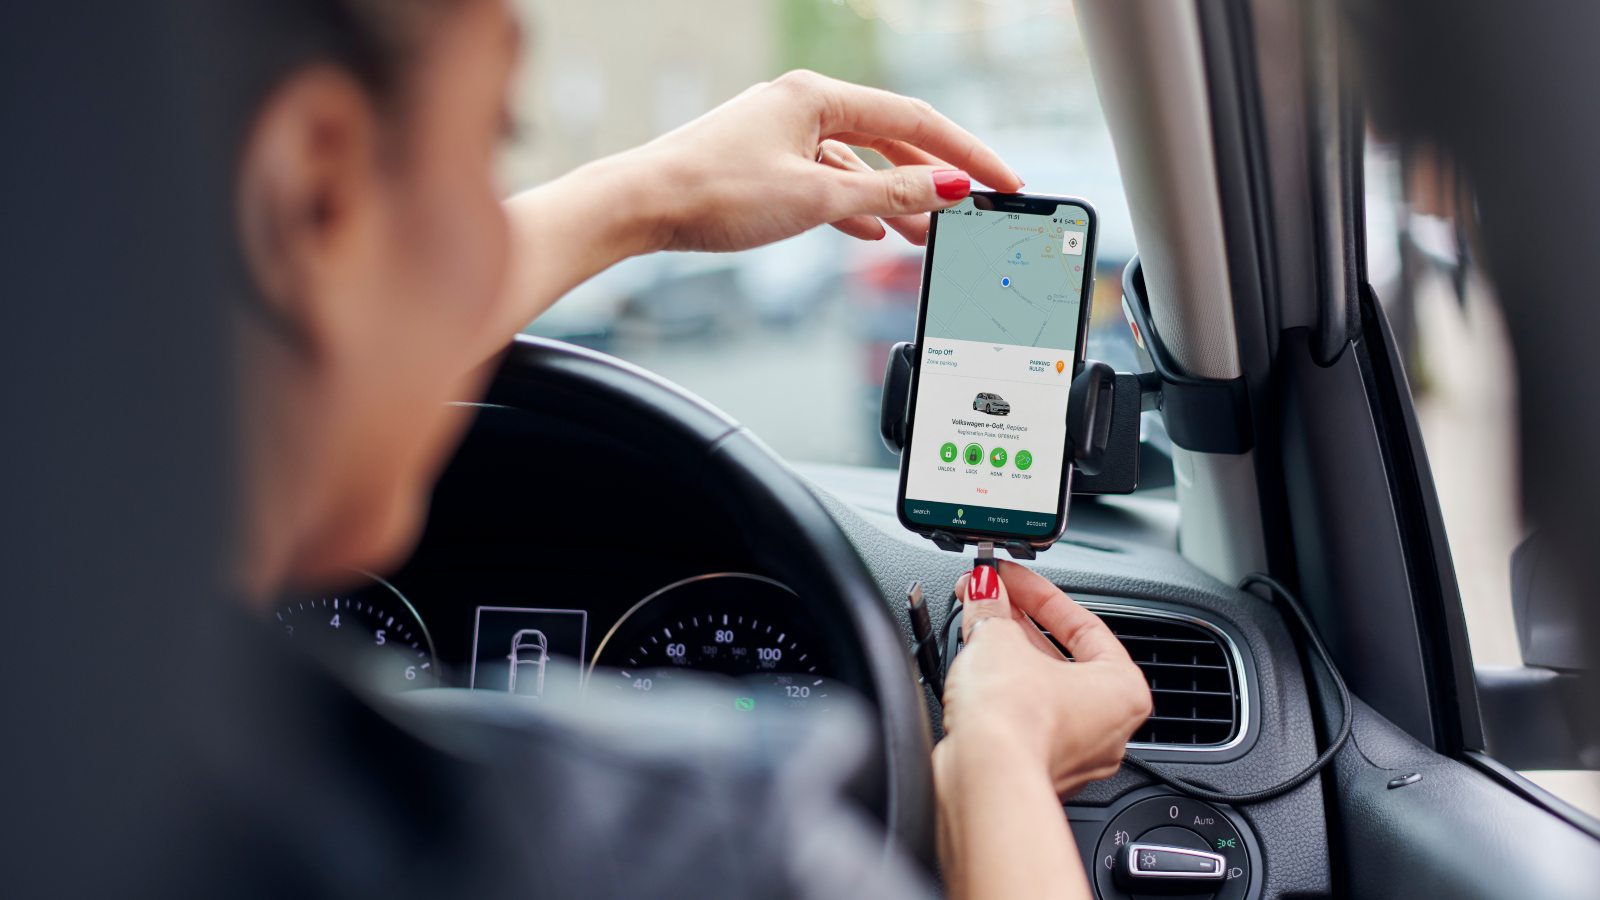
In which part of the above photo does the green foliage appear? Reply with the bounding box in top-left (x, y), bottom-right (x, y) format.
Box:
top-left (777, 0), bottom-right (881, 85)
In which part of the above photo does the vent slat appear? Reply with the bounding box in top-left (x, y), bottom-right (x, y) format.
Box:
top-left (1149, 687), bottom-right (1234, 697)
top-left (1096, 611), bottom-right (1242, 748)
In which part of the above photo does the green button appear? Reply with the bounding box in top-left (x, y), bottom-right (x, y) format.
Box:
top-left (1015, 449), bottom-right (1033, 471)
top-left (962, 443), bottom-right (984, 466)
top-left (734, 696), bottom-right (755, 712)
top-left (990, 446), bottom-right (1008, 467)
top-left (940, 442), bottom-right (958, 463)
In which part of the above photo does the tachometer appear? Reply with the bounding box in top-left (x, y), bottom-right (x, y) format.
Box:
top-left (274, 574), bottom-right (437, 691)
top-left (590, 573), bottom-right (833, 710)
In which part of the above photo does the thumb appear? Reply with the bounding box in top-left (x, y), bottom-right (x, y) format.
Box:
top-left (959, 561), bottom-right (1011, 644)
top-left (823, 164), bottom-right (971, 219)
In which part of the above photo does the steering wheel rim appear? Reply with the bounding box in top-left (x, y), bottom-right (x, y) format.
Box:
top-left (479, 335), bottom-right (935, 865)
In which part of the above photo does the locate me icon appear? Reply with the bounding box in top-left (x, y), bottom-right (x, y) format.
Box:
top-left (1063, 232), bottom-right (1085, 255)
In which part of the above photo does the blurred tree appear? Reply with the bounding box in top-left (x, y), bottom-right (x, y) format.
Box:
top-left (778, 0), bottom-right (882, 86)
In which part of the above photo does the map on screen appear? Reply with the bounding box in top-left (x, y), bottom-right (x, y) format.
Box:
top-left (922, 197), bottom-right (1090, 352)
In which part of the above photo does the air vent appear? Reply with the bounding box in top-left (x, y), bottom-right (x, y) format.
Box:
top-left (1064, 607), bottom-right (1243, 749)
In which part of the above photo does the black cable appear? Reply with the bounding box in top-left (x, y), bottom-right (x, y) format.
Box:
top-left (1119, 573), bottom-right (1354, 806)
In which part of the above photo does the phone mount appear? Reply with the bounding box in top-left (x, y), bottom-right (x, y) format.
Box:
top-left (879, 255), bottom-right (1257, 558)
top-left (878, 343), bottom-right (1143, 558)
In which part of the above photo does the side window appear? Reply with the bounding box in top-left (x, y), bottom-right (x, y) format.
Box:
top-left (1364, 137), bottom-right (1600, 818)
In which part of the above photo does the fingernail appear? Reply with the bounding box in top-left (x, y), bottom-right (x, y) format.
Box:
top-left (1010, 168), bottom-right (1025, 188)
top-left (933, 169), bottom-right (970, 200)
top-left (969, 563), bottom-right (999, 601)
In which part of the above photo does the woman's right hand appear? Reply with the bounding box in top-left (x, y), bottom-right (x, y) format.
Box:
top-left (937, 560), bottom-right (1152, 796)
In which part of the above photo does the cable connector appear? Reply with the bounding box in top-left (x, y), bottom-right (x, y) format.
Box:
top-left (905, 581), bottom-right (944, 697)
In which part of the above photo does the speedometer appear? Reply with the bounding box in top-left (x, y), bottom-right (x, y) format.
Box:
top-left (589, 573), bottom-right (834, 710)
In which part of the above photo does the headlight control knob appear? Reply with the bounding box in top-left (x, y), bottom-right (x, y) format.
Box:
top-left (1093, 796), bottom-right (1252, 900)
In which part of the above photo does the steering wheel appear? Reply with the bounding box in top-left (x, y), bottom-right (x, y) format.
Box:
top-left (480, 335), bottom-right (935, 863)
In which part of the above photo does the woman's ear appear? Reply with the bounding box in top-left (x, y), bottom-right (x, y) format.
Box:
top-left (236, 66), bottom-right (381, 361)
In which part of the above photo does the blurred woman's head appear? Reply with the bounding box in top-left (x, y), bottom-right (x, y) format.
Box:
top-left (231, 0), bottom-right (518, 595)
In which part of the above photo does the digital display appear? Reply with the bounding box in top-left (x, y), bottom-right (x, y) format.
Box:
top-left (469, 606), bottom-right (588, 701)
top-left (901, 197), bottom-right (1092, 539)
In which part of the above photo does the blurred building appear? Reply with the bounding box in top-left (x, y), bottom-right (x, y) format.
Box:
top-left (504, 0), bottom-right (777, 190)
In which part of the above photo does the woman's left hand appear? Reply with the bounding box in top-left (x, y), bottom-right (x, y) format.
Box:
top-left (625, 69), bottom-right (1024, 251)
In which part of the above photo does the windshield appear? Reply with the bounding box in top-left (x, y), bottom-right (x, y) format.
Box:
top-left (504, 0), bottom-right (1136, 470)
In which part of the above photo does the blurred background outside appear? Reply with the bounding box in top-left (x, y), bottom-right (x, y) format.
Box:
top-left (1364, 142), bottom-right (1595, 812)
top-left (505, 0), bottom-right (1137, 470)
top-left (504, 0), bottom-right (1581, 812)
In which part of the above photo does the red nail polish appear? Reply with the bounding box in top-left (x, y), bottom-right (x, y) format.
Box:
top-left (970, 563), bottom-right (999, 601)
top-left (933, 169), bottom-right (970, 200)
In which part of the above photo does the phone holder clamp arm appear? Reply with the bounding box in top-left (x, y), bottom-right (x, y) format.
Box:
top-left (1119, 256), bottom-right (1253, 454)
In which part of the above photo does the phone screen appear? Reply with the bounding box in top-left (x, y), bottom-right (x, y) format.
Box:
top-left (897, 194), bottom-right (1096, 542)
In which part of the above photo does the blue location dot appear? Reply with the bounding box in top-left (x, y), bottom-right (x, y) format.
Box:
top-left (1000, 276), bottom-right (1012, 288)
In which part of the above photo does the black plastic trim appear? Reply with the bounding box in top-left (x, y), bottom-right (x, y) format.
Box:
top-left (1278, 325), bottom-right (1436, 744)
top-left (1355, 286), bottom-right (1483, 754)
top-left (1331, 699), bottom-right (1600, 898)
top-left (1068, 361), bottom-right (1116, 476)
top-left (878, 341), bottom-right (914, 455)
top-left (1464, 751), bottom-right (1600, 843)
top-left (1074, 373), bottom-right (1143, 494)
top-left (1121, 260), bottom-right (1254, 454)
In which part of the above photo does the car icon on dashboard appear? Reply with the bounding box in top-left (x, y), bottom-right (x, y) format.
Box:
top-left (507, 628), bottom-right (549, 698)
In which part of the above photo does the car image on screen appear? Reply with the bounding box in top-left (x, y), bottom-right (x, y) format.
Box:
top-left (973, 392), bottom-right (1011, 416)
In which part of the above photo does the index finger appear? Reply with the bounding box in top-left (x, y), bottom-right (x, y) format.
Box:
top-left (997, 560), bottom-right (1131, 663)
top-left (799, 76), bottom-right (1023, 192)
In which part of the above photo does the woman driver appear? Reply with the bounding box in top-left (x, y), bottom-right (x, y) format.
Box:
top-left (234, 1), bottom-right (1151, 897)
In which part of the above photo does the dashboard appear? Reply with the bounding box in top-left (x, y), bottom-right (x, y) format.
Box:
top-left (280, 568), bottom-right (842, 712)
top-left (271, 338), bottom-right (1335, 899)
top-left (275, 399), bottom-right (876, 717)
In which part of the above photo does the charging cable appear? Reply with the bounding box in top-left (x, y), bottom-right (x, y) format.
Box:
top-left (936, 570), bottom-right (1353, 806)
top-left (1120, 573), bottom-right (1353, 805)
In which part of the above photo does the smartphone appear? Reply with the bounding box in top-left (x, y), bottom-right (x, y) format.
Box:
top-left (896, 191), bottom-right (1098, 546)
